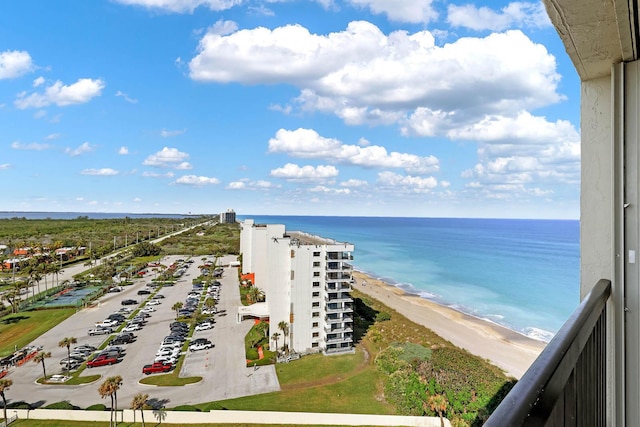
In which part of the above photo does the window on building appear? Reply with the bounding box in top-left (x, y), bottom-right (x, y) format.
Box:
top-left (312, 291), bottom-right (320, 297)
top-left (312, 332), bottom-right (319, 338)
top-left (313, 261), bottom-right (321, 267)
top-left (312, 342), bottom-right (319, 348)
top-left (313, 271), bottom-right (320, 277)
top-left (312, 281), bottom-right (320, 287)
top-left (312, 302), bottom-right (320, 307)
top-left (291, 270), bottom-right (295, 280)
top-left (312, 322), bottom-right (319, 327)
top-left (313, 251), bottom-right (320, 256)
top-left (290, 249), bottom-right (295, 258)
top-left (312, 312), bottom-right (319, 317)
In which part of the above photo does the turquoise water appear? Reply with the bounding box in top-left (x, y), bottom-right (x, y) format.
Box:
top-left (240, 216), bottom-right (580, 342)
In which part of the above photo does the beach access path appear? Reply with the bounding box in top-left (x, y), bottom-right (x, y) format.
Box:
top-left (352, 272), bottom-right (546, 379)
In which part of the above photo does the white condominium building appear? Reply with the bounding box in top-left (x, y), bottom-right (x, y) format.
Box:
top-left (239, 219), bottom-right (355, 355)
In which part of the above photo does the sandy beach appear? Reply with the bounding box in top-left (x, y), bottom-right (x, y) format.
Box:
top-left (352, 271), bottom-right (547, 379)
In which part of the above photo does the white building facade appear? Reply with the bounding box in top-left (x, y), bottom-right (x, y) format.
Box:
top-left (240, 219), bottom-right (355, 355)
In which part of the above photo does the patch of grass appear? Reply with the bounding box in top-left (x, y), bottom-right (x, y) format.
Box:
top-left (199, 368), bottom-right (393, 415)
top-left (275, 351), bottom-right (363, 386)
top-left (0, 308), bottom-right (76, 357)
top-left (10, 421), bottom-right (373, 427)
top-left (138, 373), bottom-right (202, 386)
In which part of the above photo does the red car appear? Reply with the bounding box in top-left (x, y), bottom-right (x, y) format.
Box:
top-left (142, 361), bottom-right (173, 375)
top-left (86, 355), bottom-right (118, 368)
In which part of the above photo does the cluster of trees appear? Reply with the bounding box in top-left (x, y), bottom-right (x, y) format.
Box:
top-left (375, 342), bottom-right (515, 426)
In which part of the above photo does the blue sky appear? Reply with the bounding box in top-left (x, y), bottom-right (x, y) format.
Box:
top-left (0, 0), bottom-right (580, 219)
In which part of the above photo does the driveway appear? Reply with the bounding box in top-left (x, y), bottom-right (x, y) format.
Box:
top-left (4, 254), bottom-right (280, 409)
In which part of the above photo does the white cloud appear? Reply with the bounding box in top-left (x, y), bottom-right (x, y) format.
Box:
top-left (454, 111), bottom-right (580, 190)
top-left (15, 78), bottom-right (105, 109)
top-left (447, 2), bottom-right (552, 31)
top-left (33, 76), bottom-right (45, 87)
top-left (160, 128), bottom-right (186, 138)
top-left (270, 163), bottom-right (339, 181)
top-left (377, 171), bottom-right (438, 193)
top-left (81, 168), bottom-right (119, 176)
top-left (345, 0), bottom-right (437, 23)
top-left (173, 175), bottom-right (221, 185)
top-left (310, 185), bottom-right (351, 194)
top-left (226, 178), bottom-right (277, 190)
top-left (133, 197), bottom-right (142, 202)
top-left (115, 90), bottom-right (138, 104)
top-left (118, 146), bottom-right (129, 155)
top-left (33, 110), bottom-right (47, 119)
top-left (268, 128), bottom-right (439, 174)
top-left (11, 141), bottom-right (52, 151)
top-left (142, 171), bottom-right (175, 178)
top-left (0, 50), bottom-right (33, 79)
top-left (143, 147), bottom-right (191, 169)
top-left (0, 163), bottom-right (11, 170)
top-left (65, 142), bottom-right (95, 157)
top-left (114, 0), bottom-right (242, 13)
top-left (340, 179), bottom-right (368, 187)
top-left (189, 22), bottom-right (562, 132)
top-left (45, 133), bottom-right (61, 140)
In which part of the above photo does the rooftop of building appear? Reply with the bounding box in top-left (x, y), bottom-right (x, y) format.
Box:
top-left (287, 231), bottom-right (352, 247)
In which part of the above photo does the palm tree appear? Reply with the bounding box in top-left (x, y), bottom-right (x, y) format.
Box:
top-left (0, 379), bottom-right (12, 427)
top-left (58, 337), bottom-right (77, 373)
top-left (204, 297), bottom-right (216, 311)
top-left (172, 301), bottom-right (183, 318)
top-left (426, 394), bottom-right (448, 427)
top-left (271, 332), bottom-right (281, 354)
top-left (278, 321), bottom-right (290, 354)
top-left (99, 375), bottom-right (122, 427)
top-left (33, 351), bottom-right (52, 381)
top-left (131, 392), bottom-right (149, 427)
top-left (99, 379), bottom-right (116, 427)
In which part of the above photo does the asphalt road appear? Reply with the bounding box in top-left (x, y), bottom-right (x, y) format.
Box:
top-left (5, 254), bottom-right (280, 409)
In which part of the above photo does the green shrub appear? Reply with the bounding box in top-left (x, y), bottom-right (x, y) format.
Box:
top-left (44, 400), bottom-right (78, 410)
top-left (86, 403), bottom-right (108, 411)
top-left (376, 312), bottom-right (391, 322)
top-left (172, 404), bottom-right (201, 411)
top-left (6, 401), bottom-right (32, 409)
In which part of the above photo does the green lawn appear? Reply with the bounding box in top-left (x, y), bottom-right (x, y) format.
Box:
top-left (10, 421), bottom-right (382, 427)
top-left (275, 351), bottom-right (363, 386)
top-left (0, 308), bottom-right (76, 357)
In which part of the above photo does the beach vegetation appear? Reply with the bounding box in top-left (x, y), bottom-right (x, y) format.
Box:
top-left (375, 311), bottom-right (391, 322)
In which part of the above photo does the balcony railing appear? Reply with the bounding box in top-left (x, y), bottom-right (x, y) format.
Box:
top-left (485, 279), bottom-right (611, 426)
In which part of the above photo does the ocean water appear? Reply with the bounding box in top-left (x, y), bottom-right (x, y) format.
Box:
top-left (240, 215), bottom-right (580, 342)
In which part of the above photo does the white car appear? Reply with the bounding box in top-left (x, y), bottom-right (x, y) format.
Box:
top-left (158, 343), bottom-right (182, 351)
top-left (195, 322), bottom-right (213, 331)
top-left (154, 355), bottom-right (178, 365)
top-left (88, 327), bottom-right (112, 336)
top-left (141, 306), bottom-right (155, 313)
top-left (156, 349), bottom-right (181, 358)
top-left (123, 324), bottom-right (142, 332)
top-left (95, 319), bottom-right (118, 328)
top-left (189, 341), bottom-right (213, 352)
top-left (147, 299), bottom-right (161, 306)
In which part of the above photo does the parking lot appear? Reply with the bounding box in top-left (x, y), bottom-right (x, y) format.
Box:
top-left (4, 255), bottom-right (280, 408)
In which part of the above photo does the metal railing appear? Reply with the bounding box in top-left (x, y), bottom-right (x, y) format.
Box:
top-left (485, 279), bottom-right (611, 426)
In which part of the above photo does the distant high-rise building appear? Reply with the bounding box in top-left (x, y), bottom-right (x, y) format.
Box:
top-left (239, 219), bottom-right (355, 355)
top-left (219, 209), bottom-right (236, 224)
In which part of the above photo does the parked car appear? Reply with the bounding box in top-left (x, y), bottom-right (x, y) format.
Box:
top-left (142, 361), bottom-right (173, 375)
top-left (86, 354), bottom-right (118, 368)
top-left (141, 306), bottom-right (155, 313)
top-left (195, 321), bottom-right (214, 331)
top-left (73, 345), bottom-right (96, 352)
top-left (108, 286), bottom-right (123, 293)
top-left (95, 319), bottom-right (119, 328)
top-left (152, 294), bottom-right (165, 299)
top-left (123, 324), bottom-right (142, 333)
top-left (189, 341), bottom-right (213, 352)
top-left (121, 299), bottom-right (138, 305)
top-left (147, 299), bottom-right (161, 306)
top-left (109, 335), bottom-right (134, 345)
top-left (60, 356), bottom-right (84, 365)
top-left (88, 327), bottom-right (113, 336)
top-left (137, 289), bottom-right (152, 295)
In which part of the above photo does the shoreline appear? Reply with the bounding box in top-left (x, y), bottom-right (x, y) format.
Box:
top-left (352, 271), bottom-right (547, 379)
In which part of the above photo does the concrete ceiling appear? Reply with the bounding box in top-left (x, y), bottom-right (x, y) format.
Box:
top-left (543, 0), bottom-right (638, 80)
